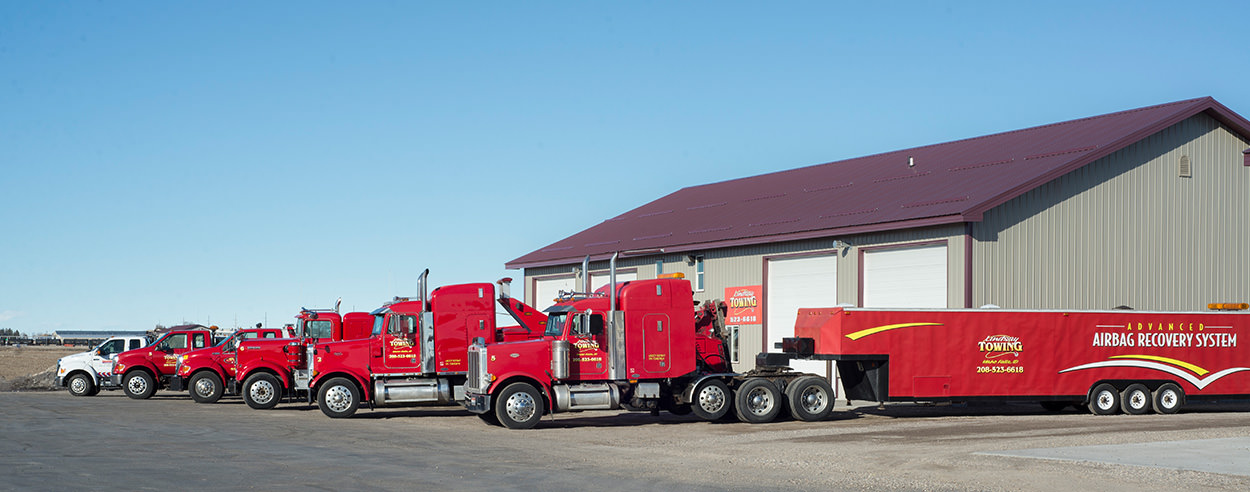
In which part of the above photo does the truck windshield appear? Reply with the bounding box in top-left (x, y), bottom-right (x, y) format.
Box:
top-left (544, 313), bottom-right (567, 338)
top-left (304, 320), bottom-right (333, 339)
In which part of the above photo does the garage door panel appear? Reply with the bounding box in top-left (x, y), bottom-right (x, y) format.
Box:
top-left (533, 277), bottom-right (576, 312)
top-left (863, 245), bottom-right (947, 308)
top-left (766, 255), bottom-right (837, 376)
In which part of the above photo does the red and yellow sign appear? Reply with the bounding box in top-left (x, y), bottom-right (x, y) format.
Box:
top-left (725, 285), bottom-right (762, 325)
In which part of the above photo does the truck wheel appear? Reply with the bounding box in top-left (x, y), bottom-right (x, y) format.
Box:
top-left (242, 373), bottom-right (282, 409)
top-left (786, 376), bottom-right (834, 422)
top-left (317, 378), bottom-right (360, 418)
top-left (1152, 383), bottom-right (1185, 414)
top-left (1088, 383), bottom-right (1120, 415)
top-left (1120, 384), bottom-right (1151, 415)
top-left (189, 372), bottom-right (224, 404)
top-left (691, 378), bottom-right (731, 421)
top-left (67, 373), bottom-right (96, 397)
top-left (734, 378), bottom-right (782, 424)
top-left (495, 382), bottom-right (543, 429)
top-left (123, 371), bottom-right (156, 399)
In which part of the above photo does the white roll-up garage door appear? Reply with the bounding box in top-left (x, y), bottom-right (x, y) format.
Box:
top-left (532, 277), bottom-right (576, 311)
top-left (766, 254), bottom-right (837, 376)
top-left (862, 244), bottom-right (947, 308)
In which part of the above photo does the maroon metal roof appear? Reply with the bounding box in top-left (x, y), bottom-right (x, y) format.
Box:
top-left (508, 97), bottom-right (1250, 269)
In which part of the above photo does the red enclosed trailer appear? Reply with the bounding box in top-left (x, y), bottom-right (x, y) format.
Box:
top-left (785, 306), bottom-right (1250, 414)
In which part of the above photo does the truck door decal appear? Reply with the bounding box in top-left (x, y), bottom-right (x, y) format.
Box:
top-left (642, 314), bottom-right (671, 373)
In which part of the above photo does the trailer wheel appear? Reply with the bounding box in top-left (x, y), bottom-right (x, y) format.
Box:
top-left (691, 379), bottom-right (731, 421)
top-left (1088, 383), bottom-right (1120, 415)
top-left (67, 373), bottom-right (96, 397)
top-left (242, 373), bottom-right (282, 410)
top-left (189, 372), bottom-right (224, 404)
top-left (123, 371), bottom-right (156, 400)
top-left (317, 377), bottom-right (360, 418)
top-left (786, 376), bottom-right (834, 422)
top-left (1152, 383), bottom-right (1184, 414)
top-left (1120, 384), bottom-right (1151, 415)
top-left (495, 382), bottom-right (543, 429)
top-left (734, 378), bottom-right (782, 424)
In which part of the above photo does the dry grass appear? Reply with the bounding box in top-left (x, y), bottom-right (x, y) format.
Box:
top-left (0, 345), bottom-right (82, 391)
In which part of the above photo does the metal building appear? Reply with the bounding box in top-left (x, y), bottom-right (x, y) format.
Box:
top-left (507, 97), bottom-right (1250, 376)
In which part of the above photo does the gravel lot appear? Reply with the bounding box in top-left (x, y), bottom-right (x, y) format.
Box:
top-left (3, 389), bottom-right (1249, 491)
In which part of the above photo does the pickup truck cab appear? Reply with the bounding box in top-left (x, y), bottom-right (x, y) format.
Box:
top-left (170, 327), bottom-right (290, 403)
top-left (55, 336), bottom-right (149, 396)
top-left (110, 328), bottom-right (216, 399)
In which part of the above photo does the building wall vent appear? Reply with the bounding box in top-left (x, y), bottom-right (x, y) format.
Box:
top-left (1179, 155), bottom-right (1192, 177)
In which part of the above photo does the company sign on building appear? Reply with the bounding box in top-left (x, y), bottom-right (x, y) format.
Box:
top-left (725, 286), bottom-right (762, 325)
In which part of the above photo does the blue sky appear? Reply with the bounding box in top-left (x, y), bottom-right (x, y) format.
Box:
top-left (2, 2), bottom-right (1246, 334)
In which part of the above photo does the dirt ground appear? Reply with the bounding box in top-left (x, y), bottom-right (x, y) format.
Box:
top-left (0, 345), bottom-right (81, 391)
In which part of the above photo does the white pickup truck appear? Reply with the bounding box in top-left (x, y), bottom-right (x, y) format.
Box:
top-left (56, 336), bottom-right (150, 396)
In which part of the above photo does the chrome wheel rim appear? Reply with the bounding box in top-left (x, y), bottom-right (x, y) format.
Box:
top-left (744, 386), bottom-right (775, 416)
top-left (505, 391), bottom-right (537, 423)
top-left (800, 385), bottom-right (828, 414)
top-left (128, 376), bottom-right (148, 394)
top-left (324, 385), bottom-right (354, 413)
top-left (194, 378), bottom-right (216, 398)
top-left (697, 384), bottom-right (726, 413)
top-left (250, 380), bottom-right (275, 404)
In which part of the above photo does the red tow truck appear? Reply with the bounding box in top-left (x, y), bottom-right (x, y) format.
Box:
top-left (234, 271), bottom-right (549, 418)
top-left (464, 270), bottom-right (752, 429)
top-left (230, 304), bottom-right (374, 408)
top-left (778, 304), bottom-right (1250, 415)
top-left (111, 327), bottom-right (218, 399)
top-left (168, 326), bottom-right (291, 403)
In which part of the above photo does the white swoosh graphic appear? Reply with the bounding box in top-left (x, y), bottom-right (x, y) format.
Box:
top-left (1059, 360), bottom-right (1250, 390)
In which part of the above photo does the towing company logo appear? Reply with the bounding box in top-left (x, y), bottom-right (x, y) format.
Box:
top-left (978, 335), bottom-right (1022, 359)
top-left (573, 338), bottom-right (600, 351)
top-left (389, 337), bottom-right (413, 348)
top-left (1060, 355), bottom-right (1250, 390)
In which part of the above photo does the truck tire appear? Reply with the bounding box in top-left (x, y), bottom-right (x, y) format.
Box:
top-left (123, 371), bottom-right (156, 400)
top-left (785, 376), bottom-right (834, 422)
top-left (1152, 383), bottom-right (1184, 414)
top-left (1088, 383), bottom-right (1120, 415)
top-left (317, 378), bottom-right (361, 418)
top-left (734, 378), bottom-right (782, 424)
top-left (67, 373), bottom-right (96, 397)
top-left (189, 372), bottom-right (225, 404)
top-left (495, 382), bottom-right (543, 429)
top-left (242, 373), bottom-right (282, 410)
top-left (690, 378), bottom-right (731, 421)
top-left (1120, 384), bottom-right (1151, 415)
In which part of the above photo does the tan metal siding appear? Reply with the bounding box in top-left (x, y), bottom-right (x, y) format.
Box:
top-left (973, 114), bottom-right (1250, 310)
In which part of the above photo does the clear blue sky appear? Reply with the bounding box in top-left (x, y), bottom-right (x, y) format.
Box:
top-left (2, 2), bottom-right (1246, 334)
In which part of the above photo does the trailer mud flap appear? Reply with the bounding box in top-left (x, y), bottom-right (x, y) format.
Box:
top-left (837, 359), bottom-right (888, 402)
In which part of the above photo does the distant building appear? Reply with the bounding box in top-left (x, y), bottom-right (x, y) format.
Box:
top-left (53, 330), bottom-right (150, 346)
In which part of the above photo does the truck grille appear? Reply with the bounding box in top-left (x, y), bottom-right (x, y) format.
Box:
top-left (465, 343), bottom-right (488, 394)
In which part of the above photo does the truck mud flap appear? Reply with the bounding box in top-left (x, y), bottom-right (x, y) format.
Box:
top-left (837, 359), bottom-right (888, 402)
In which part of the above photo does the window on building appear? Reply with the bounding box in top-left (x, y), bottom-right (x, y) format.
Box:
top-left (695, 256), bottom-right (705, 291)
top-left (729, 325), bottom-right (739, 365)
top-left (655, 259), bottom-right (663, 276)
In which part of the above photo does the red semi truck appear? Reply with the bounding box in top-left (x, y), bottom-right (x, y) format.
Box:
top-left (234, 272), bottom-right (548, 417)
top-left (463, 272), bottom-right (757, 429)
top-left (230, 306), bottom-right (375, 408)
top-left (111, 327), bottom-right (218, 399)
top-left (778, 305), bottom-right (1250, 415)
top-left (168, 326), bottom-right (291, 403)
